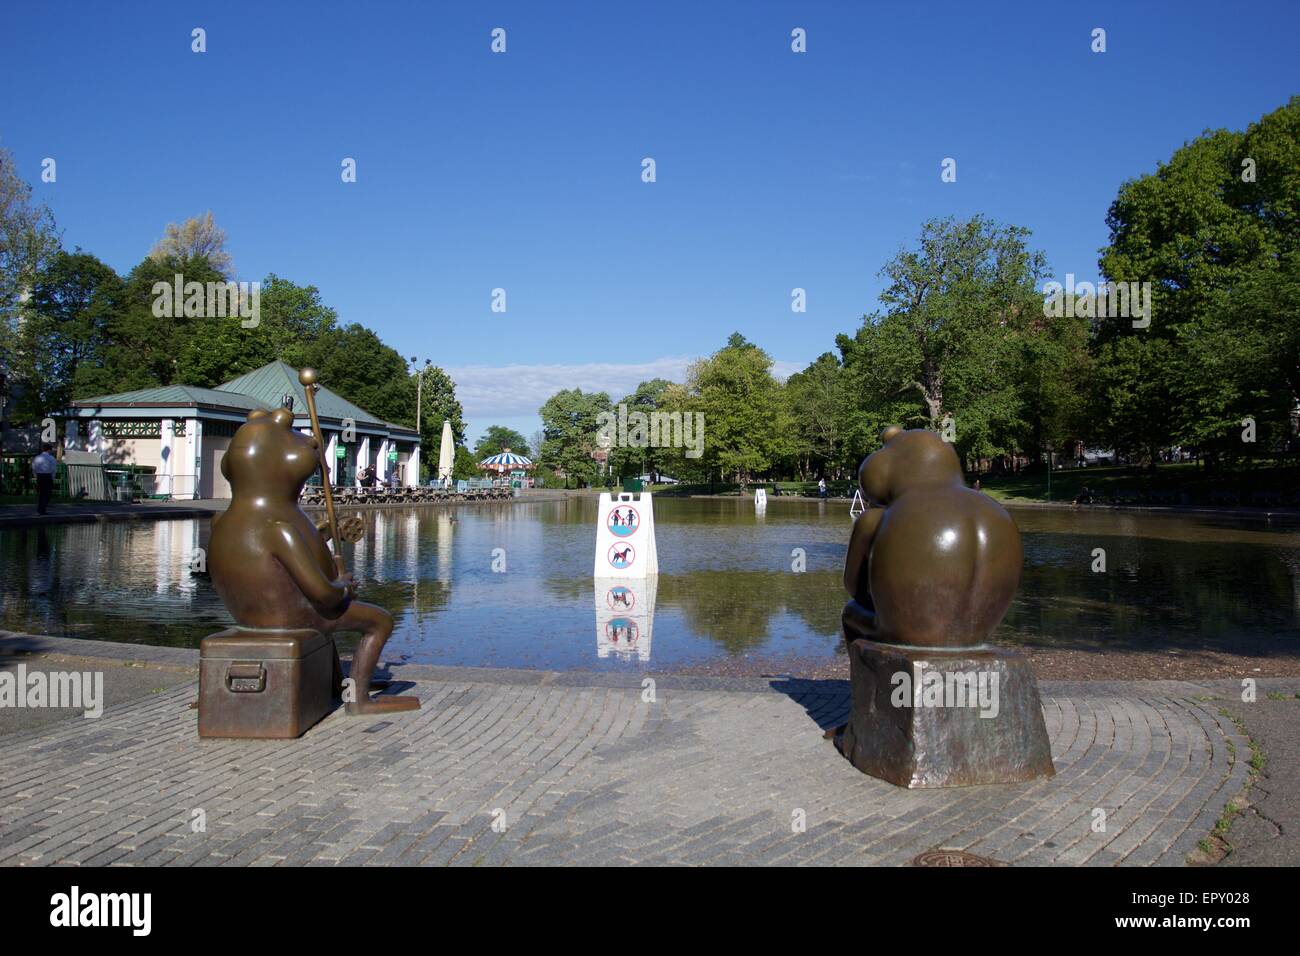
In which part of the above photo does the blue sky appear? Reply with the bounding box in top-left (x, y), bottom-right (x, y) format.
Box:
top-left (2, 1), bottom-right (1296, 443)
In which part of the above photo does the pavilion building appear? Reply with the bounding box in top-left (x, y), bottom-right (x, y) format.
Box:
top-left (62, 360), bottom-right (421, 499)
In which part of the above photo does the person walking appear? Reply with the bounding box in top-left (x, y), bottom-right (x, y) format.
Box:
top-left (818, 476), bottom-right (827, 499)
top-left (32, 444), bottom-right (58, 516)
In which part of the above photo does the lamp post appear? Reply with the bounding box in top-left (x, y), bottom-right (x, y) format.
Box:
top-left (410, 357), bottom-right (432, 434)
top-left (411, 357), bottom-right (432, 484)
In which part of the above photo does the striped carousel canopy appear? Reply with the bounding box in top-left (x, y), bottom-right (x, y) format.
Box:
top-left (479, 448), bottom-right (533, 470)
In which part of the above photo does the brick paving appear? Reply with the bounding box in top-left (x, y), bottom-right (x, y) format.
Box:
top-left (0, 635), bottom-right (1279, 866)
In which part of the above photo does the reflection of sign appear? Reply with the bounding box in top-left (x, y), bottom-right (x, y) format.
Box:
top-left (605, 619), bottom-right (639, 647)
top-left (594, 576), bottom-right (657, 662)
top-left (608, 543), bottom-right (635, 570)
top-left (606, 586), bottom-right (635, 611)
top-left (607, 506), bottom-right (640, 537)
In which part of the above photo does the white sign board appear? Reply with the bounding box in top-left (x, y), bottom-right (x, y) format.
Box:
top-left (594, 491), bottom-right (658, 577)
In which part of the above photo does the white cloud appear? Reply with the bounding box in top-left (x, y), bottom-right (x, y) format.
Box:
top-left (446, 355), bottom-right (804, 419)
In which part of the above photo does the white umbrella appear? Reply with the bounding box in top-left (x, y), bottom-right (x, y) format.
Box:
top-left (438, 419), bottom-right (454, 484)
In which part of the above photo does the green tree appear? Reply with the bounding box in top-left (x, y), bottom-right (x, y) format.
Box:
top-left (0, 149), bottom-right (61, 417)
top-left (784, 352), bottom-right (851, 479)
top-left (676, 333), bottom-right (791, 485)
top-left (452, 445), bottom-right (479, 480)
top-left (1094, 96), bottom-right (1300, 460)
top-left (474, 425), bottom-right (530, 461)
top-left (13, 250), bottom-right (125, 418)
top-left (606, 378), bottom-right (673, 480)
top-left (108, 253), bottom-right (231, 392)
top-left (416, 365), bottom-right (466, 479)
top-left (537, 388), bottom-right (612, 488)
top-left (837, 216), bottom-right (1047, 465)
top-left (177, 272), bottom-right (337, 386)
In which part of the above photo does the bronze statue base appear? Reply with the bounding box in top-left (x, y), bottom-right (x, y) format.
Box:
top-left (836, 638), bottom-right (1055, 788)
top-left (199, 628), bottom-right (336, 739)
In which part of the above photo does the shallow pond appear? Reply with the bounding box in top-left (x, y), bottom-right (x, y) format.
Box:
top-left (2, 498), bottom-right (1298, 670)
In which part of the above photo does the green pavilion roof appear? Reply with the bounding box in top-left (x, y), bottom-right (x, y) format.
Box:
top-left (219, 361), bottom-right (394, 429)
top-left (68, 383), bottom-right (265, 411)
top-left (68, 360), bottom-right (419, 439)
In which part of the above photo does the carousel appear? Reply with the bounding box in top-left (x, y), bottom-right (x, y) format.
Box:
top-left (478, 448), bottom-right (535, 487)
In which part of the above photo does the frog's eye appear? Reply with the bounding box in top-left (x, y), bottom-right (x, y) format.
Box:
top-left (271, 408), bottom-right (294, 427)
top-left (247, 409), bottom-right (270, 422)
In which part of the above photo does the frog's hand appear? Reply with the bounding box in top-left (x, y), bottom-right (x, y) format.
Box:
top-left (843, 506), bottom-right (884, 597)
top-left (268, 519), bottom-right (346, 609)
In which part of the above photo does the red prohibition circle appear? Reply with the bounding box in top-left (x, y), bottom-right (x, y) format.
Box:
top-left (606, 586), bottom-right (636, 611)
top-left (607, 506), bottom-right (640, 537)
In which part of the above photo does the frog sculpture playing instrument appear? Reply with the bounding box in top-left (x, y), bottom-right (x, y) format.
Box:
top-left (204, 369), bottom-right (419, 733)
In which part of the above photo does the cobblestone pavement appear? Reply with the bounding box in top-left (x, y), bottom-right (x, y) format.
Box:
top-left (2, 635), bottom-right (1283, 866)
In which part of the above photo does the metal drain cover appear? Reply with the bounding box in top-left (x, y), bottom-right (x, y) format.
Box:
top-left (912, 849), bottom-right (1006, 867)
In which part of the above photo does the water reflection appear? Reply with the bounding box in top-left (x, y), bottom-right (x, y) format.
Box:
top-left (1, 499), bottom-right (1297, 668)
top-left (595, 578), bottom-right (657, 662)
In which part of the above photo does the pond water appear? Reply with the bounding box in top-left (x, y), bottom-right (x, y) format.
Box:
top-left (2, 498), bottom-right (1298, 671)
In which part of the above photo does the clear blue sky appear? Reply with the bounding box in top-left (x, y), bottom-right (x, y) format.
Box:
top-left (3, 1), bottom-right (1296, 443)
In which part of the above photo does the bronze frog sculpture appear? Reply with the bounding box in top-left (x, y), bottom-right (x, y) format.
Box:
top-left (208, 406), bottom-right (419, 715)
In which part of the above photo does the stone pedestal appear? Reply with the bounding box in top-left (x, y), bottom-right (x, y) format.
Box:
top-left (836, 638), bottom-right (1055, 788)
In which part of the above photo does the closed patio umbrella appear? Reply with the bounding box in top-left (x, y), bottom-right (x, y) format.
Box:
top-left (438, 419), bottom-right (454, 485)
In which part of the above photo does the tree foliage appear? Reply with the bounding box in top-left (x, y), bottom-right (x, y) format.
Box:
top-left (537, 388), bottom-right (612, 488)
top-left (1093, 95), bottom-right (1300, 459)
top-left (148, 211), bottom-right (233, 277)
top-left (474, 425), bottom-right (530, 461)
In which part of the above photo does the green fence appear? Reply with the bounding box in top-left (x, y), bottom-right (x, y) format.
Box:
top-left (0, 455), bottom-right (67, 498)
top-left (1, 455), bottom-right (156, 501)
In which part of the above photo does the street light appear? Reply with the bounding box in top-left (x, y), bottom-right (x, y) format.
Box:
top-left (409, 357), bottom-right (432, 435)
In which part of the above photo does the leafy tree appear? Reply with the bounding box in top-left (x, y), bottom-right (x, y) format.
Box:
top-left (1094, 96), bottom-right (1300, 460)
top-left (452, 445), bottom-right (479, 480)
top-left (108, 254), bottom-right (230, 392)
top-left (148, 211), bottom-right (233, 277)
top-left (784, 352), bottom-right (851, 479)
top-left (474, 425), bottom-right (530, 460)
top-left (837, 216), bottom-right (1047, 465)
top-left (537, 388), bottom-right (612, 488)
top-left (0, 149), bottom-right (60, 415)
top-left (415, 365), bottom-right (466, 478)
top-left (606, 377), bottom-right (672, 480)
top-left (13, 250), bottom-right (125, 417)
top-left (674, 333), bottom-right (791, 485)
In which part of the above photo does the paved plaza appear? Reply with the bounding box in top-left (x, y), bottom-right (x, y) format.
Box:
top-left (1, 634), bottom-right (1293, 866)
